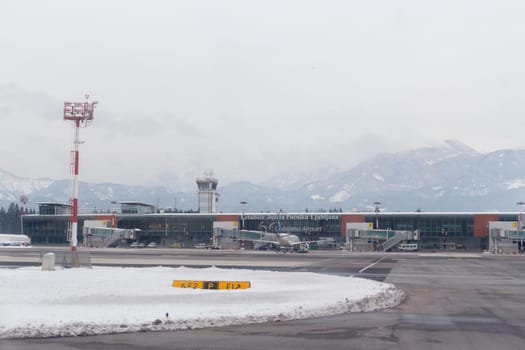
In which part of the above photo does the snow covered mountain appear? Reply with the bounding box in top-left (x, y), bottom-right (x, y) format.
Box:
top-left (2, 140), bottom-right (525, 212)
top-left (0, 169), bottom-right (194, 212)
top-left (219, 140), bottom-right (525, 212)
top-left (286, 140), bottom-right (525, 212)
top-left (0, 169), bottom-right (54, 204)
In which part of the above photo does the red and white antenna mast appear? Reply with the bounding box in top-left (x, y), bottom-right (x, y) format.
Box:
top-left (63, 95), bottom-right (97, 260)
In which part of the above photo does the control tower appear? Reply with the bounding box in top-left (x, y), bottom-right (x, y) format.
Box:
top-left (196, 174), bottom-right (218, 213)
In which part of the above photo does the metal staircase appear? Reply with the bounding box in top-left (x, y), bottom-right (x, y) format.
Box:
top-left (86, 234), bottom-right (124, 248)
top-left (382, 231), bottom-right (411, 252)
top-left (84, 226), bottom-right (136, 248)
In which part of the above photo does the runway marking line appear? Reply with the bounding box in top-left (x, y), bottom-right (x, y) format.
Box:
top-left (358, 257), bottom-right (385, 274)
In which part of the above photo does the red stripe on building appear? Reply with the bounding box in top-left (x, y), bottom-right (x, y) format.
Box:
top-left (473, 214), bottom-right (499, 238)
top-left (216, 214), bottom-right (241, 222)
top-left (340, 214), bottom-right (366, 237)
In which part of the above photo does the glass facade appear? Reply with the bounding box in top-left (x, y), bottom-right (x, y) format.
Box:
top-left (22, 213), bottom-right (216, 247)
top-left (120, 203), bottom-right (155, 215)
top-left (22, 212), bottom-right (520, 250)
top-left (23, 215), bottom-right (80, 245)
top-left (117, 214), bottom-right (215, 247)
top-left (198, 193), bottom-right (215, 214)
top-left (38, 204), bottom-right (70, 215)
top-left (242, 214), bottom-right (342, 243)
top-left (365, 213), bottom-right (478, 250)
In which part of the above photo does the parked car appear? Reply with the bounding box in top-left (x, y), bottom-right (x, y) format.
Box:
top-left (193, 243), bottom-right (208, 249)
top-left (147, 242), bottom-right (157, 248)
top-left (130, 242), bottom-right (139, 248)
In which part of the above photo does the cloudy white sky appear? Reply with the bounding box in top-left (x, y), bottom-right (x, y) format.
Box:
top-left (1, 0), bottom-right (525, 190)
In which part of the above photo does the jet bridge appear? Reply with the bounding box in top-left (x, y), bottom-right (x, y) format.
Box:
top-left (489, 221), bottom-right (525, 254)
top-left (83, 226), bottom-right (137, 248)
top-left (346, 227), bottom-right (419, 252)
top-left (212, 228), bottom-right (277, 250)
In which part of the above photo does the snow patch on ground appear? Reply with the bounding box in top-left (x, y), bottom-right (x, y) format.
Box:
top-left (0, 266), bottom-right (404, 339)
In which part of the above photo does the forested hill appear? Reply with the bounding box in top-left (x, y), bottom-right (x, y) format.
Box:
top-left (0, 203), bottom-right (34, 234)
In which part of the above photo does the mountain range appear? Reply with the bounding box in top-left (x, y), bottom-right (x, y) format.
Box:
top-left (2, 140), bottom-right (525, 213)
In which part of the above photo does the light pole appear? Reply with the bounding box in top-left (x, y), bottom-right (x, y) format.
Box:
top-left (373, 201), bottom-right (381, 229)
top-left (517, 201), bottom-right (524, 229)
top-left (63, 96), bottom-right (97, 266)
top-left (239, 201), bottom-right (247, 250)
top-left (240, 201), bottom-right (247, 230)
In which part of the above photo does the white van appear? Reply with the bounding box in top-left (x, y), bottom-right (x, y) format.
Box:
top-left (398, 243), bottom-right (418, 251)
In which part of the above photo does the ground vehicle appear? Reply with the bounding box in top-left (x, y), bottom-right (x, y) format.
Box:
top-left (194, 243), bottom-right (208, 249)
top-left (131, 242), bottom-right (145, 248)
top-left (398, 243), bottom-right (418, 251)
top-left (147, 242), bottom-right (157, 248)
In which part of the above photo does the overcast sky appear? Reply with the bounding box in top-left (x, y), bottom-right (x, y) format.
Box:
top-left (1, 0), bottom-right (525, 190)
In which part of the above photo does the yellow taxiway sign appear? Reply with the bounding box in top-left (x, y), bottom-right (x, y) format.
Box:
top-left (172, 280), bottom-right (251, 290)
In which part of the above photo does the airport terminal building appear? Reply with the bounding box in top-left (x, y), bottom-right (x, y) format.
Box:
top-left (21, 201), bottom-right (523, 252)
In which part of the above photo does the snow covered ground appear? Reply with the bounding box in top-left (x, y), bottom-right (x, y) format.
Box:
top-left (0, 266), bottom-right (405, 339)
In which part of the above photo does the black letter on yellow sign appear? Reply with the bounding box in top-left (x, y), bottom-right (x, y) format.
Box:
top-left (204, 281), bottom-right (218, 289)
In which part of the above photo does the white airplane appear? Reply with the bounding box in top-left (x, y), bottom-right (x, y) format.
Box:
top-left (243, 230), bottom-right (311, 253)
top-left (275, 233), bottom-right (310, 253)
